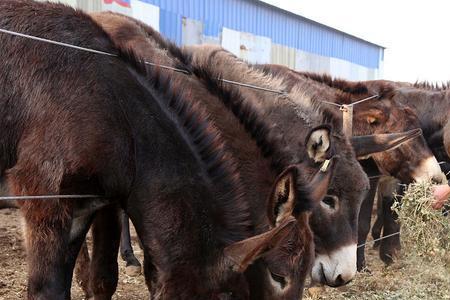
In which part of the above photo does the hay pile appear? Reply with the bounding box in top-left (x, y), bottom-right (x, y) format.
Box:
top-left (392, 180), bottom-right (450, 264)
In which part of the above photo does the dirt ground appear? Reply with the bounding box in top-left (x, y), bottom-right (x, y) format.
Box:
top-left (0, 208), bottom-right (449, 300)
top-left (0, 208), bottom-right (147, 300)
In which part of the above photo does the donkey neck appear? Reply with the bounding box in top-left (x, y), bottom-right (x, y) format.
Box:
top-left (394, 88), bottom-right (450, 137)
top-left (94, 14), bottom-right (276, 234)
top-left (120, 69), bottom-right (252, 292)
top-left (187, 46), bottom-right (327, 164)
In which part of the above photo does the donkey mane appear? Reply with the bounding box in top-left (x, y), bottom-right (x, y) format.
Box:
top-left (98, 25), bottom-right (252, 244)
top-left (254, 64), bottom-right (344, 131)
top-left (108, 19), bottom-right (315, 212)
top-left (113, 17), bottom-right (293, 174)
top-left (295, 71), bottom-right (399, 107)
top-left (299, 72), bottom-right (369, 95)
top-left (413, 80), bottom-right (450, 91)
top-left (104, 12), bottom-right (193, 73)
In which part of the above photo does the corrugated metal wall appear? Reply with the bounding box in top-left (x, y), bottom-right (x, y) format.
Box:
top-left (36, 0), bottom-right (384, 80)
top-left (138, 0), bottom-right (382, 69)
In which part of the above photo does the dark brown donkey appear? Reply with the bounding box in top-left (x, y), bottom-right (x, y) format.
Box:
top-left (0, 1), bottom-right (333, 299)
top-left (162, 44), bottom-right (425, 287)
top-left (90, 12), bottom-right (335, 300)
top-left (269, 67), bottom-right (446, 267)
top-left (181, 46), bottom-right (435, 287)
top-left (364, 80), bottom-right (450, 249)
top-left (365, 80), bottom-right (450, 159)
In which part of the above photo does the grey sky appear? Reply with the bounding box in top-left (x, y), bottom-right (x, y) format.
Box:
top-left (261, 0), bottom-right (450, 82)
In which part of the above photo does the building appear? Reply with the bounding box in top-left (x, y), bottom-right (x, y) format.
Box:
top-left (40, 0), bottom-right (385, 80)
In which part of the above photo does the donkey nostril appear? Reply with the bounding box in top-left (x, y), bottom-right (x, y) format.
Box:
top-left (334, 275), bottom-right (345, 286)
top-left (432, 175), bottom-right (446, 185)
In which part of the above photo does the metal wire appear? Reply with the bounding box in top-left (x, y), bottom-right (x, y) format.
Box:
top-left (319, 100), bottom-right (343, 108)
top-left (0, 27), bottom-right (288, 94)
top-left (0, 27), bottom-right (387, 105)
top-left (0, 28), bottom-right (117, 57)
top-left (357, 231), bottom-right (400, 249)
top-left (0, 194), bottom-right (103, 200)
top-left (320, 94), bottom-right (380, 109)
top-left (219, 78), bottom-right (287, 95)
top-left (351, 94), bottom-right (379, 106)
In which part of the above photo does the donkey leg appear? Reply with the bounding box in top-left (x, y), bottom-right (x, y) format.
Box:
top-left (143, 251), bottom-right (158, 295)
top-left (6, 166), bottom-right (72, 300)
top-left (74, 242), bottom-right (93, 299)
top-left (21, 206), bottom-right (73, 299)
top-left (89, 206), bottom-right (121, 300)
top-left (379, 191), bottom-right (402, 265)
top-left (371, 192), bottom-right (384, 249)
top-left (120, 210), bottom-right (142, 276)
top-left (356, 178), bottom-right (378, 271)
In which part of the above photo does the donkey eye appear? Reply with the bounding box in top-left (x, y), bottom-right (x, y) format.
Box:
top-left (322, 195), bottom-right (337, 209)
top-left (269, 271), bottom-right (287, 289)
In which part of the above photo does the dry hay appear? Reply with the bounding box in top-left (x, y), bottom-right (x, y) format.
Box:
top-left (392, 180), bottom-right (450, 264)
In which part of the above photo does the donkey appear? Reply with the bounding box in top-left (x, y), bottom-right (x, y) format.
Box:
top-left (364, 79), bottom-right (450, 250)
top-left (89, 12), bottom-right (337, 299)
top-left (365, 80), bottom-right (450, 159)
top-left (171, 45), bottom-right (428, 287)
top-left (86, 13), bottom-right (424, 291)
top-left (0, 1), bottom-right (334, 299)
top-left (274, 68), bottom-right (446, 267)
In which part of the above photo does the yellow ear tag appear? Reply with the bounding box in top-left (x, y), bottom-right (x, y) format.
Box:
top-left (320, 159), bottom-right (331, 172)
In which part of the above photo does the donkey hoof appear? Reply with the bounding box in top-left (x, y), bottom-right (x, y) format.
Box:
top-left (125, 264), bottom-right (142, 276)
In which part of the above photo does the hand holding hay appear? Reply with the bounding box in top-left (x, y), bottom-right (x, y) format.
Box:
top-left (392, 180), bottom-right (450, 264)
top-left (432, 184), bottom-right (450, 209)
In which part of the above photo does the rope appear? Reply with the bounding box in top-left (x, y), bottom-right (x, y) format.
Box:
top-left (0, 194), bottom-right (103, 201)
top-left (357, 231), bottom-right (400, 249)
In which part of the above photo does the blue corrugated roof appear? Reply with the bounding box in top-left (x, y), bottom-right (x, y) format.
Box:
top-left (139, 0), bottom-right (383, 68)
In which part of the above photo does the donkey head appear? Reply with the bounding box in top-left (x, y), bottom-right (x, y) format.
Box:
top-left (221, 158), bottom-right (335, 300)
top-left (304, 128), bottom-right (367, 287)
top-left (307, 126), bottom-right (436, 287)
top-left (353, 94), bottom-right (445, 184)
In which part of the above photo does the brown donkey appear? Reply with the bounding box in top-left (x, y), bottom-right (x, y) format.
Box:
top-left (366, 80), bottom-right (450, 159)
top-left (266, 66), bottom-right (446, 268)
top-left (89, 12), bottom-right (336, 299)
top-left (0, 1), bottom-right (335, 299)
top-left (169, 45), bottom-right (422, 287)
top-left (364, 79), bottom-right (450, 253)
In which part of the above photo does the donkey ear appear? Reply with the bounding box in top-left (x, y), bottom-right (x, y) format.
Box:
top-left (306, 127), bottom-right (331, 163)
top-left (307, 156), bottom-right (337, 204)
top-left (351, 129), bottom-right (422, 160)
top-left (267, 166), bottom-right (298, 227)
top-left (224, 218), bottom-right (296, 273)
